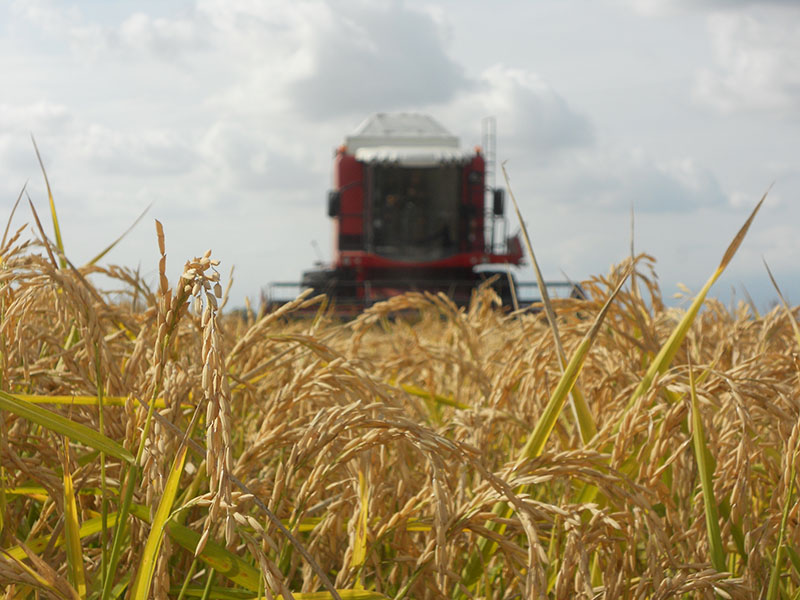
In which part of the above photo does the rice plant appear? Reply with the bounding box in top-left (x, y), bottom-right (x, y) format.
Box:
top-left (0, 179), bottom-right (798, 599)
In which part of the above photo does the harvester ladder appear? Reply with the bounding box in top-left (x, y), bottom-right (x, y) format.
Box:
top-left (481, 116), bottom-right (498, 252)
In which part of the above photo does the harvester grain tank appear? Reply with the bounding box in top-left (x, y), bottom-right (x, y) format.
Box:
top-left (300, 113), bottom-right (525, 308)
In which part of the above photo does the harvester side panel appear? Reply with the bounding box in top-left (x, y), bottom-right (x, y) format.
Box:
top-left (463, 154), bottom-right (486, 253)
top-left (334, 152), bottom-right (365, 255)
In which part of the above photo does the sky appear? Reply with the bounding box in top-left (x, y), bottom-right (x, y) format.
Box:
top-left (1, 0), bottom-right (798, 310)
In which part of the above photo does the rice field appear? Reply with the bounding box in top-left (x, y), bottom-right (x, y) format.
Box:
top-left (1, 190), bottom-right (799, 599)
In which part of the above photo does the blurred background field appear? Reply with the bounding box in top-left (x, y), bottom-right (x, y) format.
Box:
top-left (2, 1), bottom-right (800, 310)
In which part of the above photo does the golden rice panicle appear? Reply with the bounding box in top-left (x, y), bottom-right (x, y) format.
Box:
top-left (177, 250), bottom-right (236, 552)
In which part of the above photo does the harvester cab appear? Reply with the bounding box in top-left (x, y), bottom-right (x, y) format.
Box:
top-left (300, 113), bottom-right (525, 309)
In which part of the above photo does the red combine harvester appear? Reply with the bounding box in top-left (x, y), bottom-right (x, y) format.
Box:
top-left (270, 113), bottom-right (580, 311)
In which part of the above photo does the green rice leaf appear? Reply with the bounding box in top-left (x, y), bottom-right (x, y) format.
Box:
top-left (718, 497), bottom-right (746, 562)
top-left (62, 442), bottom-right (87, 599)
top-left (0, 390), bottom-right (133, 464)
top-left (4, 509), bottom-right (123, 562)
top-left (398, 382), bottom-right (469, 410)
top-left (622, 190), bottom-right (767, 419)
top-left (85, 203), bottom-right (151, 267)
top-left (351, 468), bottom-right (369, 589)
top-left (0, 542), bottom-right (64, 596)
top-left (109, 573), bottom-right (133, 600)
top-left (767, 460), bottom-right (796, 600)
top-left (13, 394), bottom-right (169, 408)
top-left (688, 361), bottom-right (725, 573)
top-left (502, 164), bottom-right (597, 444)
top-left (27, 195), bottom-right (59, 269)
top-left (130, 410), bottom-right (196, 600)
top-left (129, 503), bottom-right (261, 591)
top-left (519, 268), bottom-right (629, 461)
top-left (763, 259), bottom-right (800, 350)
top-left (286, 592), bottom-right (389, 600)
top-left (101, 465), bottom-right (139, 600)
top-left (1, 181), bottom-right (26, 249)
top-left (169, 589), bottom-right (256, 600)
top-left (461, 268), bottom-right (629, 588)
top-left (31, 134), bottom-right (66, 269)
top-left (786, 546), bottom-right (800, 578)
top-left (174, 589), bottom-right (389, 600)
top-left (0, 468), bottom-right (5, 536)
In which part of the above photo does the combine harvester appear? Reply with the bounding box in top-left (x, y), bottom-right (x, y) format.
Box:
top-left (269, 113), bottom-right (580, 313)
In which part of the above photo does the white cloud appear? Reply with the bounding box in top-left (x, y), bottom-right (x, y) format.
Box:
top-left (436, 65), bottom-right (725, 218)
top-left (197, 120), bottom-right (311, 194)
top-left (0, 101), bottom-right (73, 133)
top-left (0, 104), bottom-right (198, 187)
top-left (11, 0), bottom-right (78, 32)
top-left (694, 10), bottom-right (800, 112)
top-left (73, 124), bottom-right (199, 176)
top-left (470, 65), bottom-right (593, 157)
top-left (10, 1), bottom-right (468, 120)
top-left (12, 0), bottom-right (210, 61)
top-left (288, 1), bottom-right (469, 119)
top-left (0, 102), bottom-right (75, 185)
top-left (502, 147), bottom-right (728, 215)
top-left (623, 0), bottom-right (799, 17)
top-left (10, 0), bottom-right (107, 56)
top-left (430, 65), bottom-right (593, 175)
top-left (117, 12), bottom-right (207, 58)
top-left (618, 0), bottom-right (800, 112)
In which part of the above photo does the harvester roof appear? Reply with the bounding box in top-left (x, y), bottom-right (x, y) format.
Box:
top-left (344, 113), bottom-right (474, 166)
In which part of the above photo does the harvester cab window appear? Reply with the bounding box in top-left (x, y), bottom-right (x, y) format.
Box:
top-left (370, 165), bottom-right (460, 260)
